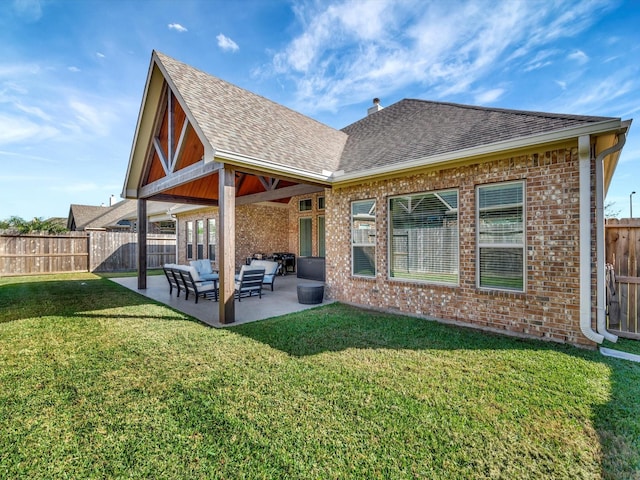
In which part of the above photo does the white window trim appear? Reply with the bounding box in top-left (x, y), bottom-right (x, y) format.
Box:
top-left (351, 199), bottom-right (376, 278)
top-left (475, 180), bottom-right (526, 292)
top-left (387, 189), bottom-right (460, 286)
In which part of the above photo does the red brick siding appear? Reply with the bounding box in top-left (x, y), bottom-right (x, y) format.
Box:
top-left (325, 146), bottom-right (597, 347)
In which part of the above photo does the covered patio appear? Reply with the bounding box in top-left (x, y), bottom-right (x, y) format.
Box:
top-left (111, 273), bottom-right (327, 328)
top-left (122, 51), bottom-right (344, 325)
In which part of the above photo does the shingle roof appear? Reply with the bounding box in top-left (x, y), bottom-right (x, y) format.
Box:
top-left (68, 201), bottom-right (136, 231)
top-left (338, 99), bottom-right (618, 173)
top-left (155, 51), bottom-right (347, 175)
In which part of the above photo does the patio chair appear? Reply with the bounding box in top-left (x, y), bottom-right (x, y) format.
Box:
top-left (163, 264), bottom-right (181, 296)
top-left (179, 266), bottom-right (218, 303)
top-left (235, 266), bottom-right (265, 301)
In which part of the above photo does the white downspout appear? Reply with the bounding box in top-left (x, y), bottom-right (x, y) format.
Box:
top-left (578, 135), bottom-right (604, 344)
top-left (595, 133), bottom-right (626, 343)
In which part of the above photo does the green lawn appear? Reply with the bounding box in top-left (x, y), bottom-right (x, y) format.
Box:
top-left (0, 273), bottom-right (639, 479)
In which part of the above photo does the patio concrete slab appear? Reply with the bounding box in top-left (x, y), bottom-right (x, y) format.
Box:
top-left (110, 274), bottom-right (329, 327)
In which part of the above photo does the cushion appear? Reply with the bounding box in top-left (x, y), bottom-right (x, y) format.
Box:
top-left (250, 260), bottom-right (279, 276)
top-left (190, 259), bottom-right (213, 275)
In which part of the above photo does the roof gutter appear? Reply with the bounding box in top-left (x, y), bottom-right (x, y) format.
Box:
top-left (214, 148), bottom-right (334, 184)
top-left (595, 130), bottom-right (628, 343)
top-left (332, 119), bottom-right (623, 184)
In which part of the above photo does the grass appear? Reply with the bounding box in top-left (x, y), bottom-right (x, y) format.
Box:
top-left (1, 273), bottom-right (639, 479)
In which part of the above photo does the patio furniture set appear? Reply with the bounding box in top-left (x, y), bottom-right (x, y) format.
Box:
top-left (162, 259), bottom-right (281, 303)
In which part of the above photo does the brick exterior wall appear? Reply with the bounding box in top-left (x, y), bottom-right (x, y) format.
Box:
top-left (176, 203), bottom-right (289, 268)
top-left (325, 146), bottom-right (597, 347)
top-left (172, 147), bottom-right (597, 347)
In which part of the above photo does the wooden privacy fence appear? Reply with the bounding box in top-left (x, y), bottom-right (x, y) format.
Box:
top-left (0, 232), bottom-right (176, 276)
top-left (605, 218), bottom-right (640, 339)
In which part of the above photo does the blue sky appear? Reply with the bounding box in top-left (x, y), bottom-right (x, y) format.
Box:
top-left (1, 0), bottom-right (639, 220)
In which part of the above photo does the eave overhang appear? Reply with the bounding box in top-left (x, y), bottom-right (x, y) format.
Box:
top-left (331, 118), bottom-right (629, 187)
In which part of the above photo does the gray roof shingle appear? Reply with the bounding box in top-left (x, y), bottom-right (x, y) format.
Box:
top-left (338, 99), bottom-right (618, 173)
top-left (156, 51), bottom-right (348, 176)
top-left (152, 53), bottom-right (621, 179)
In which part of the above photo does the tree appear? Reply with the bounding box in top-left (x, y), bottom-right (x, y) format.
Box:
top-left (604, 201), bottom-right (621, 219)
top-left (0, 216), bottom-right (67, 234)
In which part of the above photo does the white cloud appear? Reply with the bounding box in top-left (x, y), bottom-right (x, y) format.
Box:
top-left (168, 23), bottom-right (188, 33)
top-left (216, 33), bottom-right (239, 52)
top-left (0, 113), bottom-right (59, 145)
top-left (475, 88), bottom-right (505, 104)
top-left (568, 49), bottom-right (589, 64)
top-left (68, 99), bottom-right (115, 136)
top-left (96, 52), bottom-right (105, 58)
top-left (268, 0), bottom-right (614, 113)
top-left (555, 80), bottom-right (567, 90)
top-left (68, 66), bottom-right (80, 72)
top-left (14, 103), bottom-right (52, 122)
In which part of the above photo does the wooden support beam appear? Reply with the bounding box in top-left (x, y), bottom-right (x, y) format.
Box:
top-left (139, 160), bottom-right (222, 198)
top-left (171, 118), bottom-right (189, 172)
top-left (235, 183), bottom-right (325, 206)
top-left (218, 166), bottom-right (236, 324)
top-left (137, 198), bottom-right (147, 290)
top-left (153, 137), bottom-right (171, 176)
top-left (150, 193), bottom-right (219, 206)
top-left (167, 90), bottom-right (174, 163)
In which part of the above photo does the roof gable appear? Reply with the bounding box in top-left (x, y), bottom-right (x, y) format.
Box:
top-left (154, 52), bottom-right (347, 175)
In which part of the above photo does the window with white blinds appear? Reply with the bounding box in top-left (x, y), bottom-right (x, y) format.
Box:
top-left (389, 189), bottom-right (459, 284)
top-left (352, 199), bottom-right (376, 277)
top-left (477, 181), bottom-right (525, 291)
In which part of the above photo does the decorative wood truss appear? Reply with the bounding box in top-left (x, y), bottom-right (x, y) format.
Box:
top-left (138, 81), bottom-right (325, 207)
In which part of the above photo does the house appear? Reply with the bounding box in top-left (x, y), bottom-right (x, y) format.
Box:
top-left (67, 199), bottom-right (176, 234)
top-left (122, 50), bottom-right (632, 347)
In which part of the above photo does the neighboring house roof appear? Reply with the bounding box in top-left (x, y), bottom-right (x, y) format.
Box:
top-left (155, 51), bottom-right (348, 176)
top-left (68, 201), bottom-right (137, 231)
top-left (339, 99), bottom-right (619, 174)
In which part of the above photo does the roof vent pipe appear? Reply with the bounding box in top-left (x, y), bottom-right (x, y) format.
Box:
top-left (367, 98), bottom-right (383, 116)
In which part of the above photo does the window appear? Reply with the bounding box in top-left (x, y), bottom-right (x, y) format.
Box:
top-left (352, 199), bottom-right (376, 277)
top-left (318, 215), bottom-right (325, 257)
top-left (299, 198), bottom-right (312, 212)
top-left (196, 220), bottom-right (204, 259)
top-left (208, 218), bottom-right (216, 261)
top-left (318, 196), bottom-right (325, 210)
top-left (299, 218), bottom-right (312, 256)
top-left (477, 181), bottom-right (525, 291)
top-left (389, 189), bottom-right (458, 285)
top-left (186, 221), bottom-right (194, 259)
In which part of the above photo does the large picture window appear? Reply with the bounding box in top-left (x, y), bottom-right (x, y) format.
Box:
top-left (477, 181), bottom-right (525, 291)
top-left (389, 189), bottom-right (459, 285)
top-left (352, 199), bottom-right (376, 277)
